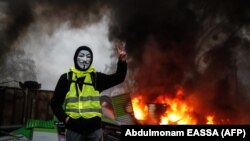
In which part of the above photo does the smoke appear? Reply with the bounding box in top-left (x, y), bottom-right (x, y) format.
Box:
top-left (107, 0), bottom-right (250, 123)
top-left (0, 0), bottom-right (250, 123)
top-left (0, 0), bottom-right (115, 90)
top-left (17, 17), bottom-right (113, 90)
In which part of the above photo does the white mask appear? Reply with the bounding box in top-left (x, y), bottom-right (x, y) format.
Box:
top-left (76, 50), bottom-right (92, 70)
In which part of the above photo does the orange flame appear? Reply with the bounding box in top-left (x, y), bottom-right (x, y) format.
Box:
top-left (131, 86), bottom-right (218, 125)
top-left (131, 95), bottom-right (148, 120)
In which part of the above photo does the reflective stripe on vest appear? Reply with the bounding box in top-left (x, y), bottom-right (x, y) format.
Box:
top-left (65, 96), bottom-right (100, 103)
top-left (65, 108), bottom-right (102, 113)
top-left (65, 71), bottom-right (102, 119)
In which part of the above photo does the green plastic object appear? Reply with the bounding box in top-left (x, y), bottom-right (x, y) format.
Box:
top-left (13, 127), bottom-right (32, 139)
top-left (25, 118), bottom-right (55, 129)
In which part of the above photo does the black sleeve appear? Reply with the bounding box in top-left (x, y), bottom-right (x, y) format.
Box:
top-left (96, 60), bottom-right (127, 92)
top-left (50, 73), bottom-right (69, 122)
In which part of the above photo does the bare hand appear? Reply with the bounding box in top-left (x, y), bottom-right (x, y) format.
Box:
top-left (116, 40), bottom-right (127, 62)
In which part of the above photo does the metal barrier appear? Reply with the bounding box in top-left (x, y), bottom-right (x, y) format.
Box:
top-left (0, 85), bottom-right (54, 130)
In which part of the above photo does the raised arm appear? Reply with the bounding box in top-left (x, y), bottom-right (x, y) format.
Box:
top-left (116, 40), bottom-right (127, 62)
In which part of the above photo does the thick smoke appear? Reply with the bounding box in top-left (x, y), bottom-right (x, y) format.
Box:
top-left (0, 0), bottom-right (250, 123)
top-left (107, 0), bottom-right (250, 123)
top-left (0, 0), bottom-right (113, 90)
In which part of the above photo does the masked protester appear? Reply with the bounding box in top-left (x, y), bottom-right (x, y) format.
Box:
top-left (51, 42), bottom-right (127, 141)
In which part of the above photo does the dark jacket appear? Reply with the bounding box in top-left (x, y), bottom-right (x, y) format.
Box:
top-left (51, 60), bottom-right (127, 133)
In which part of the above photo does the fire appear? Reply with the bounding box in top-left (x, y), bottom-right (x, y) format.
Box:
top-left (206, 115), bottom-right (215, 124)
top-left (131, 86), bottom-right (218, 125)
top-left (131, 95), bottom-right (148, 120)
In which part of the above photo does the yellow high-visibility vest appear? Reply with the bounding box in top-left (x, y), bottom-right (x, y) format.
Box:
top-left (65, 66), bottom-right (102, 119)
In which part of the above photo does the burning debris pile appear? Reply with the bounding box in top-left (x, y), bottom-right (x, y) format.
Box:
top-left (131, 86), bottom-right (233, 125)
top-left (124, 37), bottom-right (250, 125)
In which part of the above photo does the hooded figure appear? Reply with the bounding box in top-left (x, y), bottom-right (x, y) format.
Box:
top-left (74, 46), bottom-right (93, 71)
top-left (51, 42), bottom-right (127, 141)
